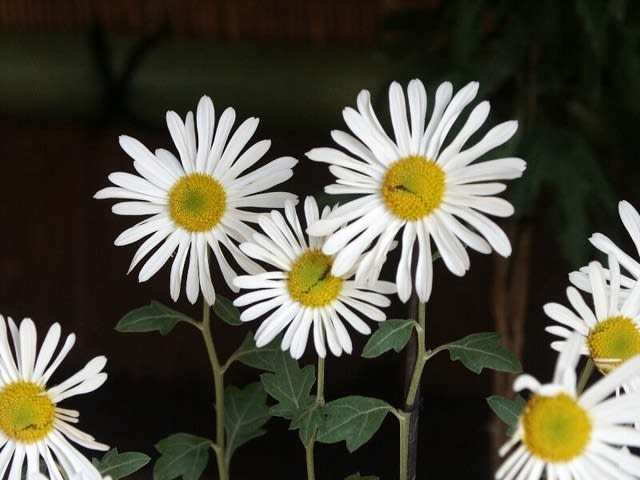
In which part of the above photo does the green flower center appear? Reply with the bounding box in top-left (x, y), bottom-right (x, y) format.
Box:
top-left (381, 155), bottom-right (446, 221)
top-left (522, 393), bottom-right (591, 462)
top-left (287, 249), bottom-right (343, 307)
top-left (169, 173), bottom-right (227, 232)
top-left (587, 315), bottom-right (640, 373)
top-left (0, 381), bottom-right (55, 443)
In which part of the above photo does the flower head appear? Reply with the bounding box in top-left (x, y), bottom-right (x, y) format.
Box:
top-left (545, 255), bottom-right (640, 380)
top-left (306, 79), bottom-right (525, 302)
top-left (0, 316), bottom-right (108, 479)
top-left (496, 334), bottom-right (640, 479)
top-left (96, 95), bottom-right (298, 305)
top-left (233, 197), bottom-right (396, 358)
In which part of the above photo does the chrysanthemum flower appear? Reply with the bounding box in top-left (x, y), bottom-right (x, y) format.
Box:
top-left (233, 197), bottom-right (396, 359)
top-left (545, 255), bottom-right (640, 379)
top-left (496, 334), bottom-right (640, 479)
top-left (570, 201), bottom-right (640, 297)
top-left (96, 96), bottom-right (298, 305)
top-left (0, 316), bottom-right (108, 479)
top-left (306, 79), bottom-right (525, 302)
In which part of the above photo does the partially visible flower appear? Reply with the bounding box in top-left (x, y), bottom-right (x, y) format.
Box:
top-left (306, 79), bottom-right (525, 302)
top-left (570, 200), bottom-right (640, 295)
top-left (496, 334), bottom-right (640, 480)
top-left (30, 468), bottom-right (111, 480)
top-left (96, 95), bottom-right (297, 305)
top-left (0, 316), bottom-right (108, 479)
top-left (233, 197), bottom-right (396, 359)
top-left (545, 255), bottom-right (640, 381)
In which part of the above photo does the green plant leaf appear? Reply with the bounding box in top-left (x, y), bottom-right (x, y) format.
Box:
top-left (224, 382), bottom-right (270, 466)
top-left (92, 448), bottom-right (150, 480)
top-left (361, 320), bottom-right (415, 358)
top-left (316, 396), bottom-right (392, 452)
top-left (153, 433), bottom-right (210, 480)
top-left (232, 333), bottom-right (281, 371)
top-left (291, 397), bottom-right (325, 445)
top-left (213, 294), bottom-right (242, 326)
top-left (116, 301), bottom-right (193, 335)
top-left (260, 351), bottom-right (315, 420)
top-left (345, 474), bottom-right (380, 480)
top-left (487, 394), bottom-right (527, 435)
top-left (440, 332), bottom-right (521, 374)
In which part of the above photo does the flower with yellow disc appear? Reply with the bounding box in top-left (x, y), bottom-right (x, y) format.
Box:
top-left (96, 95), bottom-right (298, 305)
top-left (306, 79), bottom-right (525, 302)
top-left (0, 316), bottom-right (108, 479)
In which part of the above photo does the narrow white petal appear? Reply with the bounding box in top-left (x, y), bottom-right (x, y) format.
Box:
top-left (195, 95), bottom-right (215, 172)
top-left (388, 82), bottom-right (411, 155)
top-left (208, 107), bottom-right (236, 174)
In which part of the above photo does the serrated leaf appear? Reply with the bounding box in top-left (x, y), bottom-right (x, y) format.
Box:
top-left (291, 398), bottom-right (324, 445)
top-left (441, 332), bottom-right (522, 374)
top-left (154, 433), bottom-right (210, 480)
top-left (316, 396), bottom-right (392, 452)
top-left (362, 320), bottom-right (415, 358)
top-left (92, 448), bottom-right (150, 480)
top-left (213, 294), bottom-right (242, 326)
top-left (116, 301), bottom-right (193, 335)
top-left (345, 474), bottom-right (380, 480)
top-left (224, 382), bottom-right (270, 467)
top-left (487, 394), bottom-right (527, 435)
top-left (260, 351), bottom-right (315, 419)
top-left (232, 333), bottom-right (281, 371)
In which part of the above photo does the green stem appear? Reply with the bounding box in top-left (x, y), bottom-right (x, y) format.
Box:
top-left (577, 358), bottom-right (594, 395)
top-left (399, 302), bottom-right (427, 480)
top-left (305, 356), bottom-right (325, 480)
top-left (201, 301), bottom-right (228, 480)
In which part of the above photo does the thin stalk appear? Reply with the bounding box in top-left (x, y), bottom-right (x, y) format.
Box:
top-left (201, 301), bottom-right (228, 480)
top-left (400, 301), bottom-right (427, 480)
top-left (305, 356), bottom-right (325, 480)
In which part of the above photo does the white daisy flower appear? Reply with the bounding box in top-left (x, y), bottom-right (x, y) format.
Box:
top-left (0, 316), bottom-right (108, 480)
top-left (233, 196), bottom-right (396, 359)
top-left (306, 79), bottom-right (525, 302)
top-left (95, 95), bottom-right (298, 305)
top-left (544, 255), bottom-right (640, 378)
top-left (30, 468), bottom-right (111, 480)
top-left (570, 200), bottom-right (640, 295)
top-left (496, 334), bottom-right (640, 480)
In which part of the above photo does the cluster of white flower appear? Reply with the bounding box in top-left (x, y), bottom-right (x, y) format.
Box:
top-left (3, 78), bottom-right (640, 479)
top-left (497, 201), bottom-right (640, 479)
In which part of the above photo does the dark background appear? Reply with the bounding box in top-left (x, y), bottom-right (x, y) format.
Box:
top-left (1, 1), bottom-right (639, 478)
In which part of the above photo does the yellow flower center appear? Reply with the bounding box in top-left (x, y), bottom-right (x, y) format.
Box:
top-left (287, 249), bottom-right (343, 307)
top-left (0, 382), bottom-right (55, 443)
top-left (381, 155), bottom-right (446, 221)
top-left (169, 173), bottom-right (226, 232)
top-left (587, 315), bottom-right (640, 373)
top-left (522, 393), bottom-right (591, 462)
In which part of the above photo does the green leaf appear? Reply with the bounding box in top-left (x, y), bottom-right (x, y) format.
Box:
top-left (116, 301), bottom-right (193, 335)
top-left (260, 351), bottom-right (315, 419)
top-left (316, 396), bottom-right (392, 452)
top-left (487, 394), bottom-right (527, 435)
top-left (291, 398), bottom-right (325, 445)
top-left (154, 433), bottom-right (210, 480)
top-left (361, 320), bottom-right (415, 358)
top-left (213, 294), bottom-right (242, 326)
top-left (440, 332), bottom-right (522, 374)
top-left (345, 474), bottom-right (380, 480)
top-left (92, 448), bottom-right (150, 480)
top-left (224, 382), bottom-right (270, 466)
top-left (232, 333), bottom-right (281, 371)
